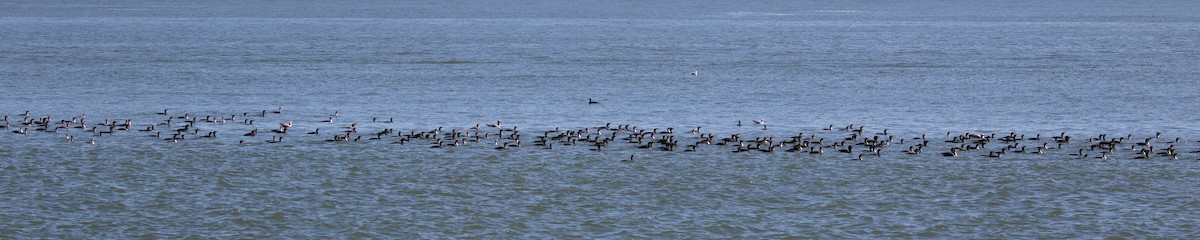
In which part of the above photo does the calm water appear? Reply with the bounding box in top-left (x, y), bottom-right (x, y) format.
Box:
top-left (2, 0), bottom-right (1200, 238)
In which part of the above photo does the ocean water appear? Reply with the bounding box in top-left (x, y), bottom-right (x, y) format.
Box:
top-left (2, 0), bottom-right (1200, 238)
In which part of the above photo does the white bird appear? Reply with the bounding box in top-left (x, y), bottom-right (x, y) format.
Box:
top-left (753, 119), bottom-right (765, 125)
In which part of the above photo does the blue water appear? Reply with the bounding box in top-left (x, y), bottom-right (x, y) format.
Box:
top-left (2, 0), bottom-right (1200, 238)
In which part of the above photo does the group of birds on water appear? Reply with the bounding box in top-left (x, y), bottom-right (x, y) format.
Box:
top-left (4, 107), bottom-right (1200, 163)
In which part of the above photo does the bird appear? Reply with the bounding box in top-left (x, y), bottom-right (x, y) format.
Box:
top-left (588, 98), bottom-right (599, 104)
top-left (690, 70), bottom-right (699, 76)
top-left (621, 155), bottom-right (634, 163)
top-left (942, 148), bottom-right (959, 157)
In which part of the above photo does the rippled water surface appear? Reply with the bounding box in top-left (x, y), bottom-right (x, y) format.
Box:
top-left (2, 0), bottom-right (1200, 238)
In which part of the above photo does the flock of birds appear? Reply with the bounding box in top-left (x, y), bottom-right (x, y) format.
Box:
top-left (3, 107), bottom-right (1200, 162)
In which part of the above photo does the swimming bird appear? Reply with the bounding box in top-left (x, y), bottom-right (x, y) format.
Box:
top-left (622, 155), bottom-right (634, 163)
top-left (753, 119), bottom-right (765, 125)
top-left (588, 98), bottom-right (599, 104)
top-left (156, 109), bottom-right (168, 115)
top-left (942, 148), bottom-right (959, 157)
top-left (307, 129), bottom-right (320, 135)
top-left (690, 70), bottom-right (699, 76)
top-left (839, 145), bottom-right (853, 154)
top-left (1012, 146), bottom-right (1026, 153)
top-left (904, 146), bottom-right (920, 154)
top-left (486, 121), bottom-right (501, 128)
top-left (809, 147), bottom-right (824, 154)
top-left (1134, 151), bottom-right (1150, 159)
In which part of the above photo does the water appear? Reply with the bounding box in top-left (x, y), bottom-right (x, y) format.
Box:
top-left (2, 0), bottom-right (1200, 238)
